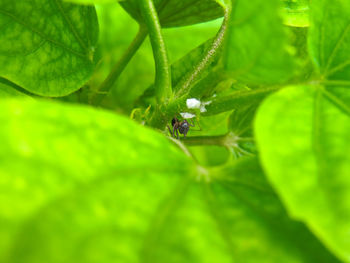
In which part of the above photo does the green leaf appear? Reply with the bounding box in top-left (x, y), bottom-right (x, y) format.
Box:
top-left (225, 0), bottom-right (296, 84)
top-left (308, 0), bottom-right (350, 84)
top-left (64, 0), bottom-right (121, 4)
top-left (227, 105), bottom-right (256, 137)
top-left (203, 86), bottom-right (279, 116)
top-left (0, 99), bottom-right (339, 262)
top-left (0, 0), bottom-right (98, 96)
top-left (189, 145), bottom-right (229, 166)
top-left (120, 0), bottom-right (224, 28)
top-left (0, 79), bottom-right (28, 97)
top-left (0, 98), bottom-right (193, 262)
top-left (282, 0), bottom-right (310, 27)
top-left (255, 85), bottom-right (350, 262)
top-left (204, 157), bottom-right (339, 263)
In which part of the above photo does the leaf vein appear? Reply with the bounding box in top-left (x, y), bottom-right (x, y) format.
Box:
top-left (322, 88), bottom-right (350, 117)
top-left (53, 0), bottom-right (89, 54)
top-left (0, 8), bottom-right (87, 59)
top-left (202, 183), bottom-right (236, 261)
top-left (324, 22), bottom-right (350, 73)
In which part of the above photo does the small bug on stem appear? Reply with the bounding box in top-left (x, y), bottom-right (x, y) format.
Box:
top-left (168, 117), bottom-right (195, 139)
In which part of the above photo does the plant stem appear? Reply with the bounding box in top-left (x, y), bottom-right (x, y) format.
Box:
top-left (174, 2), bottom-right (232, 99)
top-left (139, 0), bottom-right (172, 103)
top-left (148, 1), bottom-right (233, 128)
top-left (221, 0), bottom-right (234, 68)
top-left (90, 26), bottom-right (147, 106)
top-left (181, 135), bottom-right (226, 146)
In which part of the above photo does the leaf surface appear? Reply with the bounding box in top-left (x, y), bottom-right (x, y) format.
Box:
top-left (0, 98), bottom-right (192, 262)
top-left (205, 157), bottom-right (340, 263)
top-left (120, 0), bottom-right (224, 28)
top-left (309, 0), bottom-right (350, 86)
top-left (0, 0), bottom-right (98, 96)
top-left (225, 0), bottom-right (295, 84)
top-left (64, 0), bottom-right (120, 4)
top-left (0, 100), bottom-right (339, 263)
top-left (255, 85), bottom-right (350, 262)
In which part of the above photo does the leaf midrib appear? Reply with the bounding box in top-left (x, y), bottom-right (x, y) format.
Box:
top-left (202, 183), bottom-right (236, 261)
top-left (139, 177), bottom-right (191, 262)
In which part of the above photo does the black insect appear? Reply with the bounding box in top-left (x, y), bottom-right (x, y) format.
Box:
top-left (168, 117), bottom-right (195, 139)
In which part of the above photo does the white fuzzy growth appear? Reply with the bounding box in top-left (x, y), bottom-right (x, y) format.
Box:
top-left (200, 106), bottom-right (207, 113)
top-left (200, 100), bottom-right (212, 113)
top-left (186, 98), bottom-right (201, 109)
top-left (180, 112), bottom-right (196, 119)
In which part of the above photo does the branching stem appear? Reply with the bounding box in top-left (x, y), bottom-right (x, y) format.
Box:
top-left (91, 26), bottom-right (147, 105)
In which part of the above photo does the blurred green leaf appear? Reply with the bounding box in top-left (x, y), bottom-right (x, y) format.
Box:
top-left (195, 112), bottom-right (231, 136)
top-left (120, 0), bottom-right (224, 28)
top-left (64, 0), bottom-right (122, 4)
top-left (205, 157), bottom-right (339, 263)
top-left (225, 0), bottom-right (296, 84)
top-left (0, 0), bottom-right (98, 96)
top-left (0, 99), bottom-right (339, 262)
top-left (0, 85), bottom-right (26, 97)
top-left (0, 79), bottom-right (28, 97)
top-left (255, 85), bottom-right (350, 262)
top-left (309, 0), bottom-right (350, 84)
top-left (189, 145), bottom-right (229, 166)
top-left (228, 105), bottom-right (256, 137)
top-left (282, 0), bottom-right (309, 27)
top-left (204, 87), bottom-right (279, 116)
top-left (165, 20), bottom-right (222, 64)
top-left (0, 98), bottom-right (192, 262)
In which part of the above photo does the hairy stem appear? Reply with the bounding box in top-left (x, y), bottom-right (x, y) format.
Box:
top-left (139, 0), bottom-right (172, 103)
top-left (91, 26), bottom-right (147, 106)
top-left (148, 1), bottom-right (232, 129)
top-left (174, 2), bottom-right (232, 98)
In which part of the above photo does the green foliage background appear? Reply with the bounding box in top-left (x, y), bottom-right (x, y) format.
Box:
top-left (0, 0), bottom-right (349, 262)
